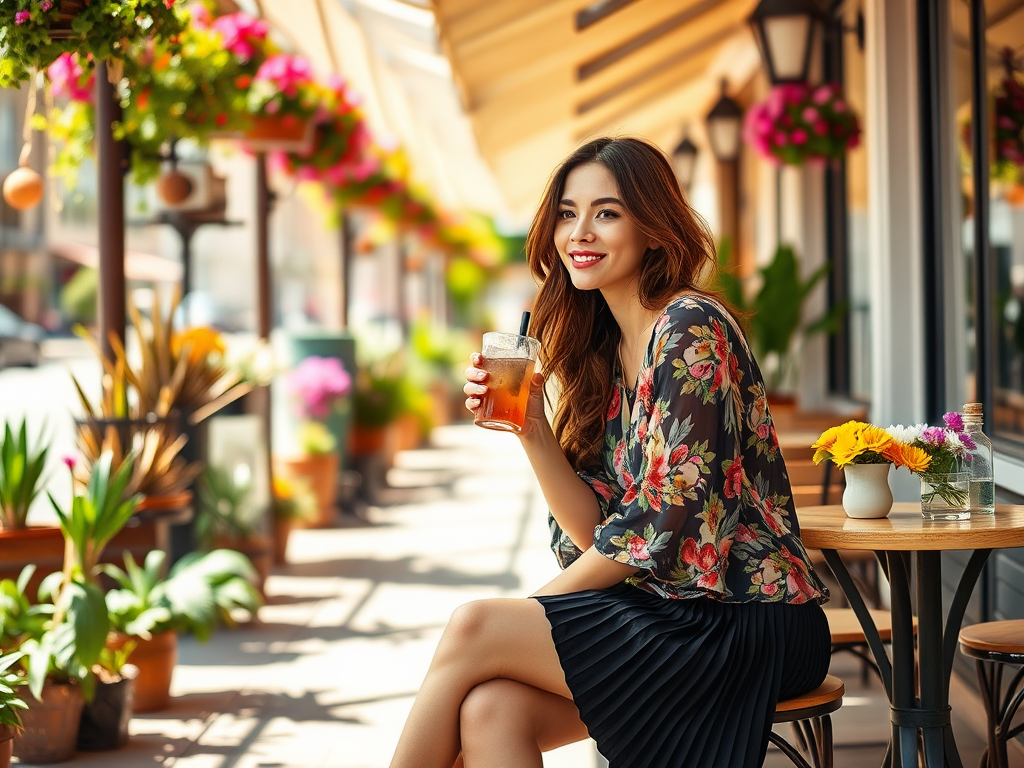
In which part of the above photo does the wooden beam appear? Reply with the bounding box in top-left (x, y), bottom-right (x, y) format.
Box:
top-left (577, 0), bottom-right (639, 30)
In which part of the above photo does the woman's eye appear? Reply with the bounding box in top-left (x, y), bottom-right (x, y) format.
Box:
top-left (558, 210), bottom-right (575, 219)
top-left (597, 209), bottom-right (619, 219)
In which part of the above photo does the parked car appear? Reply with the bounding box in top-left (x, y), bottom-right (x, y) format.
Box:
top-left (0, 305), bottom-right (43, 368)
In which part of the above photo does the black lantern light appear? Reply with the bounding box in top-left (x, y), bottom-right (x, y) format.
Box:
top-left (672, 132), bottom-right (699, 193)
top-left (704, 81), bottom-right (744, 163)
top-left (748, 0), bottom-right (826, 85)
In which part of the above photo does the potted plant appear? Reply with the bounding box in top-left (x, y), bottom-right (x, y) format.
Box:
top-left (270, 476), bottom-right (316, 565)
top-left (0, 420), bottom-right (59, 595)
top-left (276, 356), bottom-right (351, 527)
top-left (0, 652), bottom-right (27, 768)
top-left (0, 0), bottom-right (185, 89)
top-left (349, 353), bottom-right (406, 459)
top-left (75, 643), bottom-right (137, 751)
top-left (101, 548), bottom-right (261, 713)
top-left (195, 465), bottom-right (272, 594)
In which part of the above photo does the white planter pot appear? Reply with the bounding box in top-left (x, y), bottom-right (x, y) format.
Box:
top-left (842, 463), bottom-right (894, 519)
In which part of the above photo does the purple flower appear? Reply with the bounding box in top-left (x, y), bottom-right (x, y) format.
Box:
top-left (942, 411), bottom-right (964, 431)
top-left (14, 10), bottom-right (31, 23)
top-left (960, 432), bottom-right (977, 451)
top-left (288, 356), bottom-right (352, 420)
top-left (921, 427), bottom-right (948, 446)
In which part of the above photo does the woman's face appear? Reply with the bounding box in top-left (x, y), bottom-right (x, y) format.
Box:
top-left (554, 161), bottom-right (653, 300)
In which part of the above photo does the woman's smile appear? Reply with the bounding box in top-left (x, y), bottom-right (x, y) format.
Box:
top-left (568, 249), bottom-right (606, 267)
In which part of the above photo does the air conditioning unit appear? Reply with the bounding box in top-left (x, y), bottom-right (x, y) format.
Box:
top-left (152, 162), bottom-right (228, 215)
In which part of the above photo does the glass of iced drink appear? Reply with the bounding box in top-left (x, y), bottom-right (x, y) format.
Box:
top-left (474, 332), bottom-right (540, 433)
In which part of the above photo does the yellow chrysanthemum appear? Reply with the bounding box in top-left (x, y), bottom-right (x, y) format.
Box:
top-left (171, 327), bottom-right (225, 365)
top-left (827, 430), bottom-right (862, 467)
top-left (883, 442), bottom-right (931, 473)
top-left (856, 424), bottom-right (893, 454)
top-left (812, 447), bottom-right (833, 465)
top-left (812, 424), bottom-right (844, 451)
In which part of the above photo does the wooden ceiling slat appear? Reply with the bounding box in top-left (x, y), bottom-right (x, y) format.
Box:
top-left (574, 1), bottom-right (753, 107)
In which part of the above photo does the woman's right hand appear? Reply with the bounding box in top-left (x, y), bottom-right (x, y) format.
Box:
top-left (463, 352), bottom-right (489, 415)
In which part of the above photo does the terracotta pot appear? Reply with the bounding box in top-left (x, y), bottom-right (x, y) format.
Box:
top-left (108, 632), bottom-right (177, 714)
top-left (242, 115), bottom-right (314, 152)
top-left (13, 683), bottom-right (83, 763)
top-left (2, 167), bottom-right (43, 211)
top-left (136, 491), bottom-right (194, 513)
top-left (0, 525), bottom-right (64, 597)
top-left (210, 533), bottom-right (272, 596)
top-left (76, 665), bottom-right (137, 751)
top-left (275, 453), bottom-right (339, 528)
top-left (0, 725), bottom-right (16, 768)
top-left (48, 0), bottom-right (88, 39)
top-left (272, 517), bottom-right (295, 565)
top-left (348, 425), bottom-right (386, 457)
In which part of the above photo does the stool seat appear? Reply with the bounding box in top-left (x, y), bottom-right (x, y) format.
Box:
top-left (825, 608), bottom-right (894, 644)
top-left (959, 620), bottom-right (1024, 660)
top-left (774, 675), bottom-right (845, 721)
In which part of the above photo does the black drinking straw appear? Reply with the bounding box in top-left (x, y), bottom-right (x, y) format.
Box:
top-left (519, 310), bottom-right (531, 337)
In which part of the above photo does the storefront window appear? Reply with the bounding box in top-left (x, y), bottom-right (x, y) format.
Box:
top-left (954, 0), bottom-right (1024, 448)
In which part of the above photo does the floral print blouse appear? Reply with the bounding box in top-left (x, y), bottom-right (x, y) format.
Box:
top-left (550, 294), bottom-right (828, 605)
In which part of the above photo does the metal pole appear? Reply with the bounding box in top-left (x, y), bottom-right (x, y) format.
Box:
top-left (255, 154), bottom-right (271, 340)
top-left (95, 63), bottom-right (125, 362)
top-left (340, 210), bottom-right (353, 331)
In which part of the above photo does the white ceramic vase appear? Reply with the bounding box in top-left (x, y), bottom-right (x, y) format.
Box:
top-left (842, 463), bottom-right (894, 519)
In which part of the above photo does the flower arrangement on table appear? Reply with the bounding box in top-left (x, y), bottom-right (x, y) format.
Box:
top-left (0, 0), bottom-right (184, 89)
top-left (813, 413), bottom-right (975, 508)
top-left (288, 356), bottom-right (352, 458)
top-left (743, 82), bottom-right (861, 166)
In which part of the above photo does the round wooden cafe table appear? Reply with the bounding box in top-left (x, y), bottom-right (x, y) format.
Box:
top-left (797, 502), bottom-right (1024, 768)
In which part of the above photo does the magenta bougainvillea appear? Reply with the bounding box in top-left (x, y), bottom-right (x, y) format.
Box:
top-left (743, 82), bottom-right (861, 166)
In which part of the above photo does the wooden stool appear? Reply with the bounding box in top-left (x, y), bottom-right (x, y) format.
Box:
top-left (826, 607), bottom-right (904, 685)
top-left (770, 674), bottom-right (845, 768)
top-left (959, 620), bottom-right (1024, 768)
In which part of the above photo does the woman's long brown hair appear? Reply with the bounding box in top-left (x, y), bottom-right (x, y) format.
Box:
top-left (527, 136), bottom-right (719, 473)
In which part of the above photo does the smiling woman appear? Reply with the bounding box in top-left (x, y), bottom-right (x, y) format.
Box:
top-left (392, 137), bottom-right (832, 768)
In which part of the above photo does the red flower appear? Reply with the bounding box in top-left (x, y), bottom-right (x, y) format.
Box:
top-left (641, 452), bottom-right (669, 511)
top-left (724, 457), bottom-right (744, 499)
top-left (627, 535), bottom-right (651, 561)
top-left (680, 538), bottom-right (720, 588)
top-left (607, 386), bottom-right (621, 420)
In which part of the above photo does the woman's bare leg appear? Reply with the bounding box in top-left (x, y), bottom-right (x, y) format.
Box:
top-left (460, 679), bottom-right (590, 768)
top-left (389, 598), bottom-right (576, 768)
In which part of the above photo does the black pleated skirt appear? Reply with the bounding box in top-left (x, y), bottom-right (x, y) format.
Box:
top-left (534, 584), bottom-right (830, 768)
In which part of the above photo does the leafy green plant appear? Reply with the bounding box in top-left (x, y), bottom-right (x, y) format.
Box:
top-left (101, 549), bottom-right (261, 644)
top-left (352, 352), bottom-right (408, 430)
top-left (195, 465), bottom-right (259, 547)
top-left (0, 566), bottom-right (54, 652)
top-left (711, 242), bottom-right (843, 394)
top-left (0, 651), bottom-right (28, 731)
top-left (0, 419), bottom-right (49, 530)
top-left (271, 476), bottom-right (316, 523)
top-left (0, 0), bottom-right (185, 89)
top-left (49, 451), bottom-right (140, 580)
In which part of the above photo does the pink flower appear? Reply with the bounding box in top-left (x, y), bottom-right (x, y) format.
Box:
top-left (41, 1), bottom-right (53, 11)
top-left (802, 107), bottom-right (819, 123)
top-left (834, 99), bottom-right (847, 113)
top-left (773, 131), bottom-right (788, 147)
top-left (791, 129), bottom-right (808, 145)
top-left (213, 13), bottom-right (270, 60)
top-left (813, 120), bottom-right (829, 136)
top-left (942, 411), bottom-right (964, 431)
top-left (255, 53), bottom-right (314, 99)
top-left (627, 535), bottom-right (650, 561)
top-left (164, 0), bottom-right (176, 8)
top-left (15, 10), bottom-right (30, 23)
top-left (288, 356), bottom-right (352, 420)
top-left (813, 85), bottom-right (833, 105)
top-left (48, 53), bottom-right (94, 102)
top-left (188, 2), bottom-right (212, 27)
top-left (62, 455), bottom-right (77, 472)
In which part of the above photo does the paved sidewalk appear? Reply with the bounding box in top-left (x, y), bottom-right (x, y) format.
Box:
top-left (18, 423), bottom-right (1016, 767)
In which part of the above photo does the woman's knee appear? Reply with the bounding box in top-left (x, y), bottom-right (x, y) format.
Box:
top-left (460, 679), bottom-right (531, 735)
top-left (438, 600), bottom-right (496, 660)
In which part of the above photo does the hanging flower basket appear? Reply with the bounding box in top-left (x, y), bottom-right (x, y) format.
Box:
top-left (241, 114), bottom-right (316, 153)
top-left (743, 82), bottom-right (861, 166)
top-left (0, 0), bottom-right (185, 89)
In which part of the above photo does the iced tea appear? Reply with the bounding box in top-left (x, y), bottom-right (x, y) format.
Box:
top-left (475, 356), bottom-right (536, 433)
